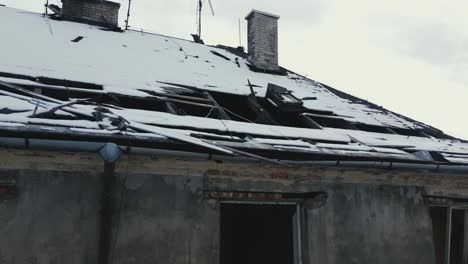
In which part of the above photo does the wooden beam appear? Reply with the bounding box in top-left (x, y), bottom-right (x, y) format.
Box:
top-left (247, 95), bottom-right (278, 125)
top-left (203, 91), bottom-right (231, 120)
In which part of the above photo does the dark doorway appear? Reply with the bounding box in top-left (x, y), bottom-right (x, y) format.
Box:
top-left (220, 203), bottom-right (296, 264)
top-left (430, 207), bottom-right (448, 264)
top-left (450, 209), bottom-right (466, 264)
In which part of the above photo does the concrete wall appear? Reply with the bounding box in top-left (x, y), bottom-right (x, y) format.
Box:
top-left (61, 0), bottom-right (120, 28)
top-left (111, 173), bottom-right (219, 264)
top-left (0, 149), bottom-right (452, 264)
top-left (307, 185), bottom-right (435, 264)
top-left (0, 169), bottom-right (219, 264)
top-left (0, 169), bottom-right (102, 264)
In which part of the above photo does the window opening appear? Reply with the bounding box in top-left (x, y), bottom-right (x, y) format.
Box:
top-left (220, 203), bottom-right (300, 264)
top-left (429, 201), bottom-right (468, 264)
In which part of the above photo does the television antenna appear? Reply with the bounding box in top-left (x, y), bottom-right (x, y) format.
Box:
top-left (196, 0), bottom-right (215, 40)
top-left (125, 0), bottom-right (132, 30)
top-left (44, 0), bottom-right (49, 15)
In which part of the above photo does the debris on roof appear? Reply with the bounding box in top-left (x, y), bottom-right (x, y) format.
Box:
top-left (0, 6), bottom-right (467, 165)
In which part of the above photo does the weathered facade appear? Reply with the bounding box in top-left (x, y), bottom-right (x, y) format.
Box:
top-left (0, 146), bottom-right (467, 264)
top-left (0, 4), bottom-right (468, 264)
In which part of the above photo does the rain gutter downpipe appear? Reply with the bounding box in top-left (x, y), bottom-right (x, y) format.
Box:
top-left (97, 143), bottom-right (122, 264)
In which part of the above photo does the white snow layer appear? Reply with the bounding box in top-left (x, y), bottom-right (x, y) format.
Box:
top-left (0, 7), bottom-right (422, 128)
top-left (0, 7), bottom-right (468, 158)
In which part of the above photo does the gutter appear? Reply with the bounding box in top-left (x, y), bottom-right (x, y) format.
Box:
top-left (0, 136), bottom-right (468, 174)
top-left (97, 143), bottom-right (121, 264)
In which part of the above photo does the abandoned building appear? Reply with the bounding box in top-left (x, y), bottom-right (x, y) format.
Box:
top-left (0, 1), bottom-right (467, 264)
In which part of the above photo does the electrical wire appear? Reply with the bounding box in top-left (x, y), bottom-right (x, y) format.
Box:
top-left (204, 106), bottom-right (215, 118)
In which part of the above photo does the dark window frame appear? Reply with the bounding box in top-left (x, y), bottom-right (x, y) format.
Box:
top-left (429, 204), bottom-right (468, 264)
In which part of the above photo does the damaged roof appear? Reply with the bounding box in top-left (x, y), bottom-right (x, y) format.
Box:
top-left (0, 6), bottom-right (467, 165)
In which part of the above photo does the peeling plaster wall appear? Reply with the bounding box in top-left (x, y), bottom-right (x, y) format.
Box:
top-left (0, 150), bottom-right (446, 264)
top-left (110, 173), bottom-right (219, 264)
top-left (0, 168), bottom-right (219, 264)
top-left (0, 170), bottom-right (102, 264)
top-left (307, 185), bottom-right (435, 264)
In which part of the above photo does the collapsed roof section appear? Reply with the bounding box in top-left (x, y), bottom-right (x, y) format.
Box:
top-left (0, 6), bottom-right (467, 165)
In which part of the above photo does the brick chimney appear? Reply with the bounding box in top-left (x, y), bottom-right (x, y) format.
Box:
top-left (61, 0), bottom-right (120, 29)
top-left (245, 10), bottom-right (280, 72)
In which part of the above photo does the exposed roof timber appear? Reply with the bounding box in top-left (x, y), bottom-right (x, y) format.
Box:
top-left (246, 94), bottom-right (279, 125)
top-left (211, 144), bottom-right (289, 166)
top-left (0, 76), bottom-right (455, 142)
top-left (0, 126), bottom-right (429, 164)
top-left (0, 81), bottom-right (95, 120)
top-left (0, 5), bottom-right (465, 165)
top-left (2, 78), bottom-right (228, 119)
top-left (0, 77), bottom-right (104, 95)
top-left (124, 123), bottom-right (348, 144)
top-left (164, 102), bottom-right (178, 115)
top-left (0, 85), bottom-right (462, 165)
top-left (0, 81), bottom-right (238, 155)
top-left (303, 112), bottom-right (352, 120)
top-left (157, 81), bottom-right (205, 93)
top-left (299, 115), bottom-right (323, 129)
top-left (149, 95), bottom-right (215, 109)
top-left (128, 122), bottom-right (234, 155)
top-left (2, 77), bottom-right (466, 160)
top-left (0, 80), bottom-right (351, 145)
top-left (0, 71), bottom-right (103, 90)
top-left (30, 97), bottom-right (96, 118)
top-left (139, 89), bottom-right (213, 103)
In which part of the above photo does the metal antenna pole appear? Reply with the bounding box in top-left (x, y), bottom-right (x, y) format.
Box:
top-left (44, 0), bottom-right (49, 15)
top-left (238, 18), bottom-right (242, 47)
top-left (125, 0), bottom-right (132, 30)
top-left (198, 0), bottom-right (202, 37)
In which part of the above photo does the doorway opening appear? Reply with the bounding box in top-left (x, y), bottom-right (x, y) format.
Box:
top-left (220, 203), bottom-right (299, 264)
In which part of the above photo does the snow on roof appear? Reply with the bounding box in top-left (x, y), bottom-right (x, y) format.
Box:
top-left (0, 6), bottom-right (467, 165)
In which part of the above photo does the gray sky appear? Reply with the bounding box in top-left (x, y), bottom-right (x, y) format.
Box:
top-left (3, 0), bottom-right (468, 139)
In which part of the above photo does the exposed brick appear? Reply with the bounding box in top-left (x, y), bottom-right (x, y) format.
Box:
top-left (61, 0), bottom-right (120, 28)
top-left (245, 10), bottom-right (280, 71)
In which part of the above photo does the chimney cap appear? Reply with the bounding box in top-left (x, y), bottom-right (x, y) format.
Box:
top-left (245, 9), bottom-right (280, 20)
top-left (62, 0), bottom-right (121, 7)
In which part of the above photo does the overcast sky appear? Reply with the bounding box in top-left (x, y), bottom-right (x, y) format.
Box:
top-left (2, 0), bottom-right (468, 139)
